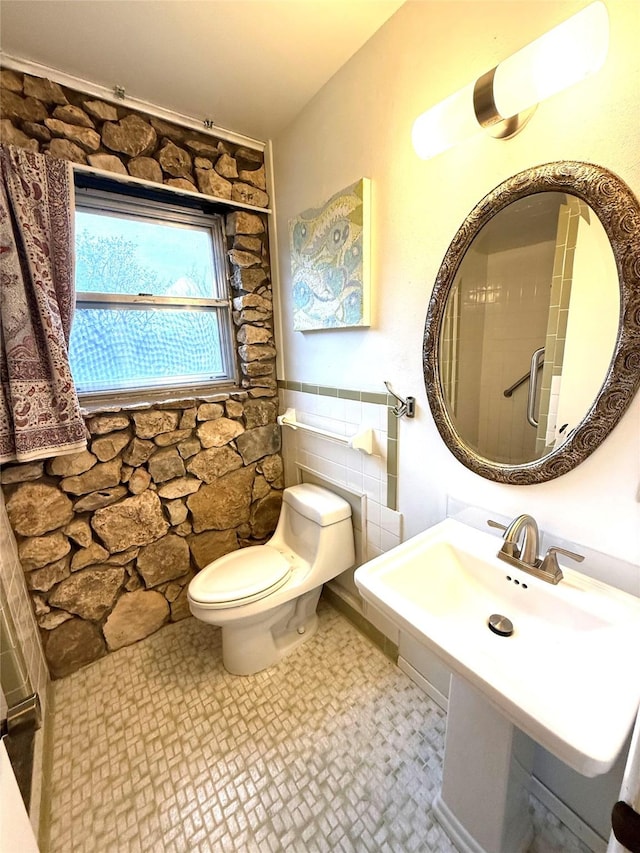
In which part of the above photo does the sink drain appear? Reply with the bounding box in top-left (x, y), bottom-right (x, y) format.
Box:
top-left (488, 614), bottom-right (514, 637)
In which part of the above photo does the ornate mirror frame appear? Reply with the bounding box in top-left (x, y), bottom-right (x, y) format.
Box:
top-left (423, 161), bottom-right (640, 484)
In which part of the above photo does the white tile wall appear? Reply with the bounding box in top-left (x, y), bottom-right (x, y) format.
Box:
top-left (1, 488), bottom-right (51, 835)
top-left (280, 389), bottom-right (402, 563)
top-left (0, 489), bottom-right (49, 717)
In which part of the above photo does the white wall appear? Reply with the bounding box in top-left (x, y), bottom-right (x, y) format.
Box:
top-left (558, 209), bottom-right (619, 439)
top-left (272, 0), bottom-right (640, 577)
top-left (272, 2), bottom-right (640, 842)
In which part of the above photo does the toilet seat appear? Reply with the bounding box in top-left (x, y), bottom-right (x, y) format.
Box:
top-left (188, 546), bottom-right (293, 609)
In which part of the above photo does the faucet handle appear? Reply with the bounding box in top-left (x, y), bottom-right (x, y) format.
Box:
top-left (544, 546), bottom-right (584, 563)
top-left (540, 546), bottom-right (584, 582)
top-left (487, 519), bottom-right (521, 559)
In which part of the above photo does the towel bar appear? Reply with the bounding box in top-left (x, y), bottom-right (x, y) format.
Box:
top-left (277, 408), bottom-right (373, 454)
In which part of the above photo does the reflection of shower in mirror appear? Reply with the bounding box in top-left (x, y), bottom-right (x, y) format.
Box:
top-left (439, 192), bottom-right (617, 465)
top-left (423, 162), bottom-right (640, 484)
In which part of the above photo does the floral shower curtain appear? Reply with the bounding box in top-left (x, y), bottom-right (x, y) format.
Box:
top-left (0, 143), bottom-right (86, 463)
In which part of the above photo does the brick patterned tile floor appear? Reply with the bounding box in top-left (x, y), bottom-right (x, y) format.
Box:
top-left (45, 601), bottom-right (592, 852)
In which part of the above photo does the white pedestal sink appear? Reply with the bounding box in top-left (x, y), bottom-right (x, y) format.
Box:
top-left (354, 518), bottom-right (640, 853)
top-left (435, 675), bottom-right (535, 853)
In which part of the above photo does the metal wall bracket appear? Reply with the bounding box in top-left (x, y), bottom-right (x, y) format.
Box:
top-left (384, 381), bottom-right (416, 419)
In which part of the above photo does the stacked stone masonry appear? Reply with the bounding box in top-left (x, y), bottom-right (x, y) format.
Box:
top-left (0, 68), bottom-right (269, 208)
top-left (0, 68), bottom-right (283, 678)
top-left (2, 400), bottom-right (284, 679)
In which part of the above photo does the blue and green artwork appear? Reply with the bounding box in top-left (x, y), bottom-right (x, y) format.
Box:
top-left (289, 179), bottom-right (370, 331)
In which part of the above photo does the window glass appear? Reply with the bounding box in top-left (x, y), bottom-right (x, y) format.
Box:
top-left (69, 186), bottom-right (235, 399)
top-left (75, 209), bottom-right (219, 299)
top-left (69, 308), bottom-right (224, 393)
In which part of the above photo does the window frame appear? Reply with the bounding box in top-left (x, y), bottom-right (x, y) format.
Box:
top-left (72, 178), bottom-right (239, 407)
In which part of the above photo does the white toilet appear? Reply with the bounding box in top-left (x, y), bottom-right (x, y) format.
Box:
top-left (187, 483), bottom-right (355, 675)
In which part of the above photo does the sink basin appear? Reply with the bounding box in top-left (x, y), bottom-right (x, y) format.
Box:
top-left (355, 518), bottom-right (640, 777)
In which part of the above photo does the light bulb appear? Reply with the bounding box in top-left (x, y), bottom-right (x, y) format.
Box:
top-left (493, 1), bottom-right (609, 120)
top-left (411, 1), bottom-right (609, 160)
top-left (412, 83), bottom-right (480, 160)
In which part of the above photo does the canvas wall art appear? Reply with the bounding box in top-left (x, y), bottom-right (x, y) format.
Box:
top-left (289, 178), bottom-right (370, 331)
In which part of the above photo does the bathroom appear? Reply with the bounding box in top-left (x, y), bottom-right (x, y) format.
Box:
top-left (1, 0), bottom-right (639, 851)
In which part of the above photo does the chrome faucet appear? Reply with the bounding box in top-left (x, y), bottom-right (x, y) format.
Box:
top-left (488, 514), bottom-right (584, 585)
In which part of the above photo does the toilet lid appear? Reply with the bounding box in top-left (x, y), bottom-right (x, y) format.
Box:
top-left (189, 546), bottom-right (292, 608)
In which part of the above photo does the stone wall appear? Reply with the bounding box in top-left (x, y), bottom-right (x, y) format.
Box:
top-left (0, 67), bottom-right (268, 207)
top-left (2, 398), bottom-right (283, 679)
top-left (0, 67), bottom-right (283, 678)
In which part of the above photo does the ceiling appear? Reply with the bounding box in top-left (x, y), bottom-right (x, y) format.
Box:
top-left (0, 0), bottom-right (405, 141)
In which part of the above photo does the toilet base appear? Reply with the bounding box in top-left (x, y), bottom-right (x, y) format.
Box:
top-left (221, 587), bottom-right (322, 675)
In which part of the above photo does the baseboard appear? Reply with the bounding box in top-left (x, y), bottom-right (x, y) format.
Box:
top-left (37, 682), bottom-right (55, 853)
top-left (397, 657), bottom-right (448, 712)
top-left (433, 793), bottom-right (490, 853)
top-left (322, 584), bottom-right (398, 662)
top-left (529, 774), bottom-right (608, 853)
top-left (433, 792), bottom-right (532, 853)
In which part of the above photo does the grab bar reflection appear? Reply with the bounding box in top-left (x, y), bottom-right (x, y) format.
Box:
top-left (504, 348), bottom-right (545, 399)
top-left (526, 347), bottom-right (546, 428)
top-left (504, 371), bottom-right (532, 398)
top-left (277, 408), bottom-right (373, 454)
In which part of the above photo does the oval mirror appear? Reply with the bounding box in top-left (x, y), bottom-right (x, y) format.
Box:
top-left (423, 162), bottom-right (640, 484)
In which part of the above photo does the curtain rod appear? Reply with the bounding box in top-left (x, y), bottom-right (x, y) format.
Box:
top-left (0, 52), bottom-right (266, 153)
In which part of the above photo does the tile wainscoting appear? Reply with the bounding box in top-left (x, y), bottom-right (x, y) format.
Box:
top-left (278, 382), bottom-right (402, 568)
top-left (0, 490), bottom-right (50, 837)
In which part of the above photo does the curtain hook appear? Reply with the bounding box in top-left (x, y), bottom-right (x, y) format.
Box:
top-left (384, 381), bottom-right (416, 419)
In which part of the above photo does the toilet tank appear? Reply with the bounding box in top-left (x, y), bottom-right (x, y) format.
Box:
top-left (271, 484), bottom-right (355, 573)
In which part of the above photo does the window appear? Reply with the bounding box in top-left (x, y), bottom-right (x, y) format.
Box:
top-left (69, 181), bottom-right (236, 401)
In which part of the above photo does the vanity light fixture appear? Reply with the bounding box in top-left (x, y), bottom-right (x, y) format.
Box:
top-left (412, 1), bottom-right (609, 159)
